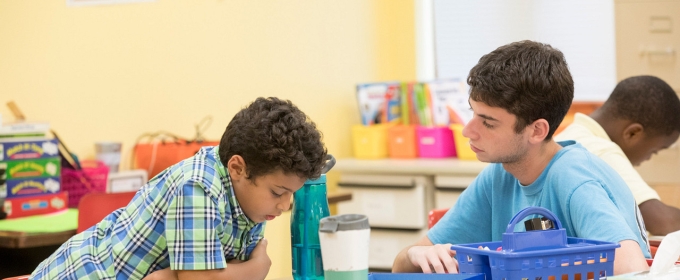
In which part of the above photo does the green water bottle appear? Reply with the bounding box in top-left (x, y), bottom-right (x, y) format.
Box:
top-left (291, 155), bottom-right (335, 280)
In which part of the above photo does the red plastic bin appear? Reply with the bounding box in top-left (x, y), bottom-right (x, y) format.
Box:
top-left (61, 160), bottom-right (109, 208)
top-left (451, 207), bottom-right (619, 280)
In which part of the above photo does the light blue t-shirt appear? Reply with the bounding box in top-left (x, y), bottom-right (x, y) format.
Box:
top-left (428, 141), bottom-right (650, 258)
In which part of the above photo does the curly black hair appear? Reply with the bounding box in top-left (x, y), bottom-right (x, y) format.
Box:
top-left (468, 40), bottom-right (574, 140)
top-left (219, 97), bottom-right (328, 180)
top-left (601, 75), bottom-right (680, 137)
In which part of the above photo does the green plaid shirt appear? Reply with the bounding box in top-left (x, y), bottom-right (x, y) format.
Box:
top-left (31, 146), bottom-right (265, 280)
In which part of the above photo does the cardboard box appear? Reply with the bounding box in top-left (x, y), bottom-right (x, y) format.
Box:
top-left (3, 192), bottom-right (68, 219)
top-left (1, 176), bottom-right (61, 198)
top-left (0, 157), bottom-right (61, 180)
top-left (0, 139), bottom-right (59, 161)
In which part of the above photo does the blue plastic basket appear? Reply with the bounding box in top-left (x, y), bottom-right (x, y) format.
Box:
top-left (451, 207), bottom-right (620, 280)
top-left (368, 273), bottom-right (484, 280)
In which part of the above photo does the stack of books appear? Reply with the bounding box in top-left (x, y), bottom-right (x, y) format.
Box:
top-left (0, 122), bottom-right (68, 219)
top-left (355, 79), bottom-right (473, 127)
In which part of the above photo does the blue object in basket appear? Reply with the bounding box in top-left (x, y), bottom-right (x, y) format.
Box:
top-left (451, 206), bottom-right (620, 280)
top-left (368, 273), bottom-right (484, 280)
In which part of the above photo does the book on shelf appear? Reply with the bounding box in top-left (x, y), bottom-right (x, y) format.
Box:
top-left (0, 121), bottom-right (50, 134)
top-left (356, 82), bottom-right (401, 126)
top-left (426, 79), bottom-right (472, 126)
top-left (0, 122), bottom-right (50, 142)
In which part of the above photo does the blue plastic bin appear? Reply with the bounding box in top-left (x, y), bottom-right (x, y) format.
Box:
top-left (368, 273), bottom-right (484, 280)
top-left (451, 207), bottom-right (620, 280)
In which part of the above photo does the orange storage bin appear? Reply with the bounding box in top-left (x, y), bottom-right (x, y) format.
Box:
top-left (387, 125), bottom-right (418, 158)
top-left (352, 124), bottom-right (388, 159)
top-left (450, 124), bottom-right (477, 161)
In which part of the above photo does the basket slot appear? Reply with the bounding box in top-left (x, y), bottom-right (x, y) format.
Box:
top-left (599, 252), bottom-right (608, 263)
top-left (497, 268), bottom-right (606, 280)
top-left (490, 257), bottom-right (611, 280)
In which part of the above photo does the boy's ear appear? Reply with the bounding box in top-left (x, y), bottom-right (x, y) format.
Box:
top-left (621, 123), bottom-right (645, 147)
top-left (528, 118), bottom-right (550, 144)
top-left (227, 155), bottom-right (247, 180)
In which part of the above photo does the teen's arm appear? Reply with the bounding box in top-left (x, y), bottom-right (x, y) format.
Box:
top-left (143, 239), bottom-right (271, 280)
top-left (639, 199), bottom-right (680, 236)
top-left (392, 235), bottom-right (457, 273)
top-left (614, 239), bottom-right (649, 275)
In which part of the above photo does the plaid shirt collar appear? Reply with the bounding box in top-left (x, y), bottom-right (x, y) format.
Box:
top-left (213, 147), bottom-right (257, 228)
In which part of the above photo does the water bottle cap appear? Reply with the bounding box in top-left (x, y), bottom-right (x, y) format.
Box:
top-left (320, 154), bottom-right (336, 174)
top-left (305, 174), bottom-right (326, 185)
top-left (319, 214), bottom-right (369, 233)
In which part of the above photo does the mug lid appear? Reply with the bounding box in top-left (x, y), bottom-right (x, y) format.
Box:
top-left (319, 214), bottom-right (369, 233)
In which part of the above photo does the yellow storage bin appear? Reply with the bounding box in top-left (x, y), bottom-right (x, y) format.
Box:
top-left (450, 124), bottom-right (477, 161)
top-left (352, 124), bottom-right (388, 159)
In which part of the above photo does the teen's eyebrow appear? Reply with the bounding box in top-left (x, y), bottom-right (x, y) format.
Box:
top-left (477, 113), bottom-right (499, 122)
top-left (277, 185), bottom-right (294, 192)
top-left (468, 100), bottom-right (499, 122)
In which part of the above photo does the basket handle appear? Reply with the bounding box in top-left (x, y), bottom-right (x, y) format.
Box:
top-left (505, 206), bottom-right (563, 234)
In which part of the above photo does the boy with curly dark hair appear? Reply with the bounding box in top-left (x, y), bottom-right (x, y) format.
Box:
top-left (30, 97), bottom-right (328, 280)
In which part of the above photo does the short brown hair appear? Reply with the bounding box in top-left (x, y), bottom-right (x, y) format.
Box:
top-left (467, 40), bottom-right (574, 139)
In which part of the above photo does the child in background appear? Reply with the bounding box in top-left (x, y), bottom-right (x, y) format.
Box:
top-left (30, 97), bottom-right (328, 280)
top-left (556, 76), bottom-right (680, 235)
top-left (392, 40), bottom-right (650, 275)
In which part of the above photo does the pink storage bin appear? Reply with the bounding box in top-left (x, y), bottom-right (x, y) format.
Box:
top-left (61, 160), bottom-right (109, 208)
top-left (416, 126), bottom-right (456, 158)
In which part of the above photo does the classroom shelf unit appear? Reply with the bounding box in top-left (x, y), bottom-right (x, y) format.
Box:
top-left (334, 158), bottom-right (487, 270)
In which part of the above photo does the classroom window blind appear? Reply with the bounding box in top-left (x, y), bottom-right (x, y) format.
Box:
top-left (431, 0), bottom-right (616, 101)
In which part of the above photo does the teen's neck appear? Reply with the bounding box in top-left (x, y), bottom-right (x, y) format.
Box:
top-left (502, 140), bottom-right (562, 186)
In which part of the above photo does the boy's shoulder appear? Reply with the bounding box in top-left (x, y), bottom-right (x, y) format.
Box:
top-left (158, 146), bottom-right (231, 199)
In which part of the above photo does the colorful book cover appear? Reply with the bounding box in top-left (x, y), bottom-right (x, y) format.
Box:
top-left (0, 139), bottom-right (59, 161)
top-left (427, 79), bottom-right (472, 126)
top-left (1, 157), bottom-right (61, 180)
top-left (1, 176), bottom-right (61, 199)
top-left (3, 191), bottom-right (68, 219)
top-left (406, 82), bottom-right (419, 126)
top-left (356, 82), bottom-right (401, 125)
top-left (383, 84), bottom-right (401, 124)
top-left (400, 83), bottom-right (410, 125)
top-left (413, 83), bottom-right (433, 126)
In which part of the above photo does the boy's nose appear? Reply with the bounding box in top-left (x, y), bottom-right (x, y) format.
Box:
top-left (279, 197), bottom-right (292, 212)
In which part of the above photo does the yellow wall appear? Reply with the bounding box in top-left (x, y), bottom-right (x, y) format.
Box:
top-left (0, 0), bottom-right (415, 278)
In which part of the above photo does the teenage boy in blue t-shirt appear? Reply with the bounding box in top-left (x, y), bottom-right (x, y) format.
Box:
top-left (31, 97), bottom-right (327, 280)
top-left (392, 40), bottom-right (650, 275)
